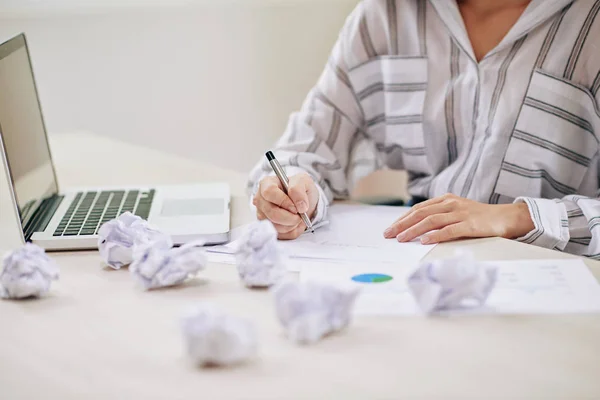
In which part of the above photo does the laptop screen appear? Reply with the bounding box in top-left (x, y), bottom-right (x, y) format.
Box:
top-left (0, 34), bottom-right (58, 225)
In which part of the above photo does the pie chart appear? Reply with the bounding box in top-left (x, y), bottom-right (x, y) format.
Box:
top-left (351, 273), bottom-right (393, 283)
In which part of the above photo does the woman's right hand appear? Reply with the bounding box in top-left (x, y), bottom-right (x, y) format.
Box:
top-left (252, 173), bottom-right (319, 240)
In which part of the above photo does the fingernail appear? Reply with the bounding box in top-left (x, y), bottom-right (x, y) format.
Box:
top-left (383, 228), bottom-right (393, 238)
top-left (421, 236), bottom-right (431, 244)
top-left (297, 201), bottom-right (307, 213)
top-left (397, 232), bottom-right (407, 242)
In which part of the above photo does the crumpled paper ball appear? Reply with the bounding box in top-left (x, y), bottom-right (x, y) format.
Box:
top-left (407, 250), bottom-right (498, 314)
top-left (181, 304), bottom-right (258, 367)
top-left (273, 281), bottom-right (360, 344)
top-left (0, 243), bottom-right (59, 299)
top-left (235, 220), bottom-right (286, 288)
top-left (130, 241), bottom-right (207, 290)
top-left (98, 212), bottom-right (172, 269)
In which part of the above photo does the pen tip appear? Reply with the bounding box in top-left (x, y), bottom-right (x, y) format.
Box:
top-left (265, 151), bottom-right (275, 161)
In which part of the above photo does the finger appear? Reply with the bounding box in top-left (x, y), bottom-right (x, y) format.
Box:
top-left (257, 210), bottom-right (267, 220)
top-left (287, 174), bottom-right (313, 214)
top-left (260, 178), bottom-right (297, 214)
top-left (397, 212), bottom-right (463, 243)
top-left (272, 221), bottom-right (302, 234)
top-left (411, 194), bottom-right (453, 211)
top-left (385, 195), bottom-right (453, 236)
top-left (255, 196), bottom-right (302, 226)
top-left (407, 193), bottom-right (456, 214)
top-left (258, 208), bottom-right (297, 232)
top-left (278, 223), bottom-right (306, 240)
top-left (384, 202), bottom-right (455, 238)
top-left (421, 222), bottom-right (471, 244)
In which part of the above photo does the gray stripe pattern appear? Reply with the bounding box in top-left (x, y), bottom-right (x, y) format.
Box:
top-left (359, 13), bottom-right (377, 58)
top-left (367, 114), bottom-right (422, 127)
top-left (568, 209), bottom-right (584, 218)
top-left (535, 69), bottom-right (600, 114)
top-left (445, 40), bottom-right (460, 165)
top-left (376, 142), bottom-right (426, 156)
top-left (592, 70), bottom-right (600, 96)
top-left (502, 161), bottom-right (577, 195)
top-left (448, 69), bottom-right (479, 194)
top-left (524, 97), bottom-right (595, 137)
top-left (535, 2), bottom-right (573, 69)
top-left (564, 0), bottom-right (600, 80)
top-left (328, 57), bottom-right (352, 89)
top-left (589, 216), bottom-right (600, 231)
top-left (311, 159), bottom-right (342, 172)
top-left (520, 198), bottom-right (545, 244)
top-left (571, 237), bottom-right (592, 246)
top-left (461, 36), bottom-right (527, 197)
top-left (417, 0), bottom-right (427, 55)
top-left (306, 136), bottom-right (322, 154)
top-left (328, 57), bottom-right (366, 119)
top-left (488, 3), bottom-right (576, 204)
top-left (357, 82), bottom-right (427, 101)
top-left (512, 129), bottom-right (591, 166)
top-left (387, 0), bottom-right (398, 55)
top-left (326, 112), bottom-right (342, 149)
top-left (314, 90), bottom-right (354, 125)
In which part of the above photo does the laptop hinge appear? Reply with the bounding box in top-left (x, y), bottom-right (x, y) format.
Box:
top-left (22, 194), bottom-right (64, 241)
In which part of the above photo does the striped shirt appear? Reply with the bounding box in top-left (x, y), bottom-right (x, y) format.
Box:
top-left (248, 0), bottom-right (600, 258)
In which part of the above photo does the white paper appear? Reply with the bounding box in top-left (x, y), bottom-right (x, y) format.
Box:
top-left (407, 250), bottom-right (498, 314)
top-left (98, 212), bottom-right (172, 269)
top-left (0, 243), bottom-right (59, 299)
top-left (205, 252), bottom-right (340, 273)
top-left (181, 304), bottom-right (258, 367)
top-left (300, 259), bottom-right (600, 315)
top-left (204, 227), bottom-right (244, 256)
top-left (205, 252), bottom-right (237, 265)
top-left (129, 241), bottom-right (207, 290)
top-left (206, 204), bottom-right (435, 267)
top-left (273, 281), bottom-right (360, 344)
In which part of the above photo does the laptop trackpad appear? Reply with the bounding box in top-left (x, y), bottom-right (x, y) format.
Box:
top-left (160, 198), bottom-right (225, 217)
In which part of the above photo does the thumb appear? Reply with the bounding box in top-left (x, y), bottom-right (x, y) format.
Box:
top-left (288, 174), bottom-right (311, 214)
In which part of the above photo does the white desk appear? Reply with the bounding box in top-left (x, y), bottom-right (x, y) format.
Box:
top-left (1, 133), bottom-right (599, 399)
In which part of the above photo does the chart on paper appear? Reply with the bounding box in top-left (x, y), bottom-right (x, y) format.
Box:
top-left (300, 259), bottom-right (600, 315)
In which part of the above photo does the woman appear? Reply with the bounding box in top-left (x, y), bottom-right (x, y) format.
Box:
top-left (248, 0), bottom-right (600, 258)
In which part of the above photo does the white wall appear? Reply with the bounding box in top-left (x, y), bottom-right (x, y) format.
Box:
top-left (0, 1), bottom-right (359, 172)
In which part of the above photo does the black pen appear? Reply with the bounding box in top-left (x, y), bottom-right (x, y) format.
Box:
top-left (265, 151), bottom-right (315, 233)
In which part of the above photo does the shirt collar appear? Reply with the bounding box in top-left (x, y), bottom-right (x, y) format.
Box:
top-left (428, 0), bottom-right (575, 63)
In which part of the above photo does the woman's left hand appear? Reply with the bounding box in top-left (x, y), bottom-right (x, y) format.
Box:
top-left (383, 194), bottom-right (535, 244)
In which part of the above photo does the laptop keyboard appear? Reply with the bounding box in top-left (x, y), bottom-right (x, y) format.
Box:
top-left (53, 189), bottom-right (155, 237)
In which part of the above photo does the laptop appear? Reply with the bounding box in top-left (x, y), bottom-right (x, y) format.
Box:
top-left (0, 33), bottom-right (230, 250)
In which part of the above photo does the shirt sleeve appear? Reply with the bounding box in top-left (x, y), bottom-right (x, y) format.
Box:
top-left (247, 0), bottom-right (388, 226)
top-left (514, 65), bottom-right (600, 258)
top-left (514, 195), bottom-right (600, 259)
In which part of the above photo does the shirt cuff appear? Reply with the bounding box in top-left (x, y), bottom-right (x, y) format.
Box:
top-left (310, 183), bottom-right (329, 228)
top-left (513, 197), bottom-right (569, 250)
